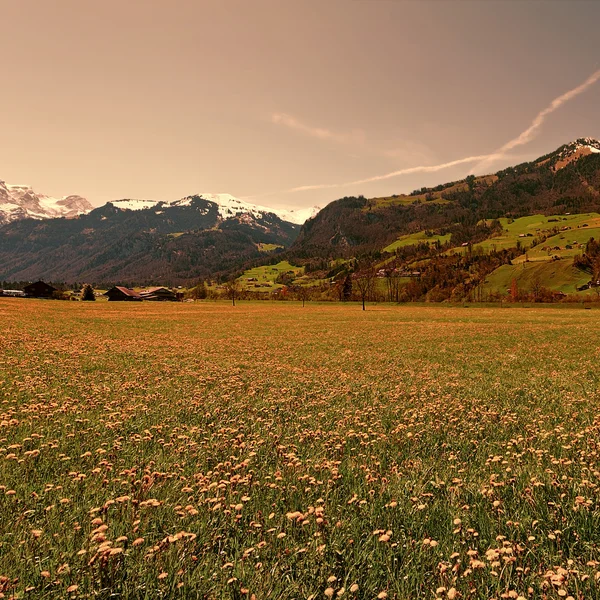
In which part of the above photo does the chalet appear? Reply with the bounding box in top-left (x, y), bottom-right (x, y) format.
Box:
top-left (139, 286), bottom-right (178, 301)
top-left (104, 286), bottom-right (142, 301)
top-left (24, 281), bottom-right (57, 298)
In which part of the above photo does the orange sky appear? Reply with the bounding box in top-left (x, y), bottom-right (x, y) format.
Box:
top-left (1, 0), bottom-right (599, 210)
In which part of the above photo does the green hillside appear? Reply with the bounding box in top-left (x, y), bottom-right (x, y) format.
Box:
top-left (238, 260), bottom-right (304, 291)
top-left (449, 213), bottom-right (600, 255)
top-left (384, 231), bottom-right (451, 252)
top-left (480, 259), bottom-right (591, 296)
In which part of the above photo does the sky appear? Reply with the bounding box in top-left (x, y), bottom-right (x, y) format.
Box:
top-left (1, 0), bottom-right (600, 211)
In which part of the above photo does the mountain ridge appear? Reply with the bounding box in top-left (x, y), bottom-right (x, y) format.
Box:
top-left (2, 138), bottom-right (600, 287)
top-left (0, 195), bottom-right (301, 284)
top-left (288, 138), bottom-right (600, 258)
top-left (0, 181), bottom-right (321, 227)
top-left (0, 180), bottom-right (92, 224)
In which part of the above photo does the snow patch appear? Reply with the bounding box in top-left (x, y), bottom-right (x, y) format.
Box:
top-left (194, 193), bottom-right (320, 224)
top-left (111, 199), bottom-right (163, 211)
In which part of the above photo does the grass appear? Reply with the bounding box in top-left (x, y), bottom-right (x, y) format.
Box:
top-left (383, 232), bottom-right (452, 253)
top-left (238, 261), bottom-right (304, 291)
top-left (256, 243), bottom-right (284, 253)
top-left (370, 176), bottom-right (497, 210)
top-left (513, 226), bottom-right (600, 265)
top-left (480, 260), bottom-right (592, 295)
top-left (448, 213), bottom-right (600, 256)
top-left (1, 299), bottom-right (600, 598)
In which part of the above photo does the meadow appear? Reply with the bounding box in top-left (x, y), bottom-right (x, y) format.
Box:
top-left (1, 299), bottom-right (600, 599)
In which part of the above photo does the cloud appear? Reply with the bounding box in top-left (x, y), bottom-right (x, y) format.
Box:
top-left (271, 111), bottom-right (435, 163)
top-left (287, 154), bottom-right (499, 192)
top-left (271, 112), bottom-right (365, 145)
top-left (284, 66), bottom-right (600, 195)
top-left (472, 68), bottom-right (600, 172)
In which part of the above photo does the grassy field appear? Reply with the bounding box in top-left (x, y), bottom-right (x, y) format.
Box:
top-left (480, 260), bottom-right (592, 296)
top-left (1, 300), bottom-right (600, 599)
top-left (238, 261), bottom-right (304, 291)
top-left (383, 232), bottom-right (452, 253)
top-left (256, 244), bottom-right (284, 253)
top-left (370, 175), bottom-right (497, 210)
top-left (447, 213), bottom-right (600, 256)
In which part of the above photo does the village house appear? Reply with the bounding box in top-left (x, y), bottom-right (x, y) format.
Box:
top-left (24, 281), bottom-right (57, 298)
top-left (104, 286), bottom-right (142, 301)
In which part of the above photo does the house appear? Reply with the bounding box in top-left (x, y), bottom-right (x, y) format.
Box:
top-left (104, 286), bottom-right (142, 301)
top-left (139, 286), bottom-right (178, 301)
top-left (24, 281), bottom-right (57, 298)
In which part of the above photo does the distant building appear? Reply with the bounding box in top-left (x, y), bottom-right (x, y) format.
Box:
top-left (24, 281), bottom-right (57, 298)
top-left (104, 286), bottom-right (142, 301)
top-left (139, 287), bottom-right (178, 301)
top-left (0, 289), bottom-right (26, 297)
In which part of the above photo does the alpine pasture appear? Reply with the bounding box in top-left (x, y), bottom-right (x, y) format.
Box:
top-left (1, 299), bottom-right (600, 599)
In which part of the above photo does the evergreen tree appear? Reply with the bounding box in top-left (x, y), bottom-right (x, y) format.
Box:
top-left (191, 280), bottom-right (207, 300)
top-left (81, 284), bottom-right (96, 301)
top-left (342, 274), bottom-right (352, 301)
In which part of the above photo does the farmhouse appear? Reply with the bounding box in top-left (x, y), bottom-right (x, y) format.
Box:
top-left (104, 286), bottom-right (142, 301)
top-left (24, 281), bottom-right (57, 298)
top-left (139, 286), bottom-right (178, 301)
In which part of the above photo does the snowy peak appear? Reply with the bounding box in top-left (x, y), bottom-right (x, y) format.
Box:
top-left (110, 198), bottom-right (166, 212)
top-left (110, 193), bottom-right (321, 225)
top-left (0, 180), bottom-right (92, 224)
top-left (550, 138), bottom-right (600, 171)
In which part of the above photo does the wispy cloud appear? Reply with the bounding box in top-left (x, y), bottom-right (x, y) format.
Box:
top-left (283, 67), bottom-right (600, 195)
top-left (472, 68), bottom-right (600, 173)
top-left (271, 112), bottom-right (365, 145)
top-left (288, 154), bottom-right (499, 193)
top-left (271, 112), bottom-right (434, 164)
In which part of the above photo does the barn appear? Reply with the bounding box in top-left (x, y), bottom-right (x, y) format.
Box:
top-left (24, 281), bottom-right (57, 298)
top-left (104, 286), bottom-right (142, 301)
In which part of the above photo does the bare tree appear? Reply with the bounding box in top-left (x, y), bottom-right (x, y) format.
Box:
top-left (354, 268), bottom-right (376, 310)
top-left (385, 268), bottom-right (401, 303)
top-left (294, 285), bottom-right (311, 307)
top-left (224, 278), bottom-right (242, 306)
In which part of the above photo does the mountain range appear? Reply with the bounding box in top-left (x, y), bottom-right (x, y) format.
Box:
top-left (0, 193), bottom-right (309, 284)
top-left (290, 138), bottom-right (600, 256)
top-left (1, 138), bottom-right (600, 291)
top-left (0, 180), bottom-right (92, 224)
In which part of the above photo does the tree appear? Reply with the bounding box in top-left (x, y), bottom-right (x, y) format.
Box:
top-left (224, 278), bottom-right (242, 306)
top-left (190, 280), bottom-right (207, 300)
top-left (354, 269), bottom-right (375, 310)
top-left (385, 269), bottom-right (401, 303)
top-left (509, 278), bottom-right (519, 303)
top-left (342, 274), bottom-right (353, 301)
top-left (294, 285), bottom-right (311, 307)
top-left (531, 277), bottom-right (543, 302)
top-left (81, 283), bottom-right (95, 301)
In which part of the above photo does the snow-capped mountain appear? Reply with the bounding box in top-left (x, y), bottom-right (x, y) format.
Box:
top-left (0, 181), bottom-right (92, 224)
top-left (110, 193), bottom-right (321, 225)
top-left (0, 180), bottom-right (320, 227)
top-left (548, 137), bottom-right (600, 171)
